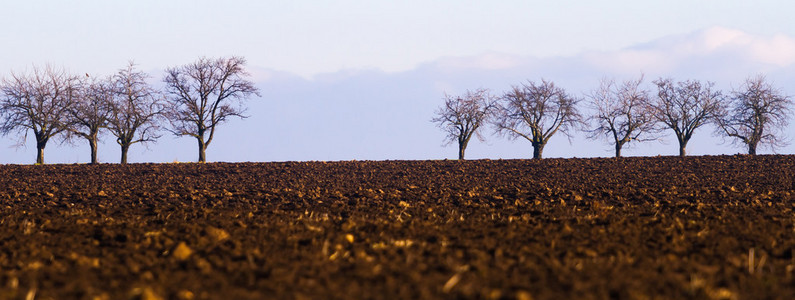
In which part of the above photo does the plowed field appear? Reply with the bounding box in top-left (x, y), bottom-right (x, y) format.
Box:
top-left (1, 156), bottom-right (794, 299)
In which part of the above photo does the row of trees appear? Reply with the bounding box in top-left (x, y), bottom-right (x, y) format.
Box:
top-left (0, 57), bottom-right (260, 164)
top-left (433, 75), bottom-right (792, 159)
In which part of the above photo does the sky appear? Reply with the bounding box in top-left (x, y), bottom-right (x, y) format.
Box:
top-left (0, 1), bottom-right (794, 163)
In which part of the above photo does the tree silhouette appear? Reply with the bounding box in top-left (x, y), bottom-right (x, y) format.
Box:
top-left (716, 75), bottom-right (792, 155)
top-left (163, 56), bottom-right (260, 162)
top-left (67, 75), bottom-right (113, 164)
top-left (431, 89), bottom-right (493, 160)
top-left (493, 80), bottom-right (581, 159)
top-left (0, 65), bottom-right (80, 164)
top-left (588, 76), bottom-right (658, 157)
top-left (106, 63), bottom-right (163, 164)
top-left (650, 78), bottom-right (723, 157)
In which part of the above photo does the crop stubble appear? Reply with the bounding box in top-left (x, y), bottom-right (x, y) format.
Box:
top-left (0, 156), bottom-right (794, 299)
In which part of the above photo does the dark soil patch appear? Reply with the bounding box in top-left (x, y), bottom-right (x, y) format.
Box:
top-left (1, 156), bottom-right (794, 299)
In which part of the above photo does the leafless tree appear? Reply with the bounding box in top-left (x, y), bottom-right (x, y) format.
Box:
top-left (163, 56), bottom-right (260, 162)
top-left (107, 63), bottom-right (163, 164)
top-left (650, 78), bottom-right (723, 157)
top-left (0, 65), bottom-right (80, 164)
top-left (431, 89), bottom-right (493, 160)
top-left (588, 76), bottom-right (658, 157)
top-left (715, 75), bottom-right (792, 155)
top-left (493, 80), bottom-right (581, 159)
top-left (66, 75), bottom-right (113, 164)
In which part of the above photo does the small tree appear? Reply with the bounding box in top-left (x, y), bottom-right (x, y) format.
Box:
top-left (163, 56), bottom-right (260, 162)
top-left (431, 89), bottom-right (492, 160)
top-left (588, 76), bottom-right (658, 157)
top-left (716, 75), bottom-right (792, 155)
top-left (0, 65), bottom-right (80, 164)
top-left (650, 78), bottom-right (723, 157)
top-left (67, 75), bottom-right (113, 164)
top-left (107, 63), bottom-right (163, 164)
top-left (493, 80), bottom-right (581, 159)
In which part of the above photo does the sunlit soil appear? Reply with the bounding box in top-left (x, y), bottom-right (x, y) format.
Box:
top-left (0, 156), bottom-right (793, 299)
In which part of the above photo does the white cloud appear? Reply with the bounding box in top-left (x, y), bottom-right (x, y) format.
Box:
top-left (434, 52), bottom-right (524, 71)
top-left (749, 34), bottom-right (795, 66)
top-left (564, 26), bottom-right (795, 77)
top-left (674, 27), bottom-right (795, 66)
top-left (582, 49), bottom-right (673, 75)
top-left (413, 27), bottom-right (795, 84)
top-left (694, 27), bottom-right (750, 53)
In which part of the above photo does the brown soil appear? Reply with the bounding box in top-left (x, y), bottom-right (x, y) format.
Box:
top-left (0, 156), bottom-right (794, 299)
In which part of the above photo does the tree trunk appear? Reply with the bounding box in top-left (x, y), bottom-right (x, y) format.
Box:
top-left (36, 146), bottom-right (44, 165)
top-left (615, 143), bottom-right (622, 158)
top-left (748, 143), bottom-right (757, 155)
top-left (89, 138), bottom-right (98, 164)
top-left (197, 138), bottom-right (207, 163)
top-left (458, 141), bottom-right (466, 160)
top-left (532, 143), bottom-right (544, 159)
top-left (34, 134), bottom-right (47, 164)
top-left (677, 135), bottom-right (688, 157)
top-left (120, 144), bottom-right (129, 164)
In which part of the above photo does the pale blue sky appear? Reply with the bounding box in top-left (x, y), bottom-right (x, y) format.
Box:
top-left (0, 1), bottom-right (794, 163)
top-left (1, 0), bottom-right (792, 77)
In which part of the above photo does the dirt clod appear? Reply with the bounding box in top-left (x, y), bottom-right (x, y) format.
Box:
top-left (172, 242), bottom-right (193, 261)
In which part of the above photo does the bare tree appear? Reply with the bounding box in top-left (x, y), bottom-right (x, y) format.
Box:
top-left (650, 78), bottom-right (723, 157)
top-left (431, 89), bottom-right (492, 160)
top-left (0, 65), bottom-right (80, 164)
top-left (715, 75), bottom-right (792, 155)
top-left (588, 76), bottom-right (658, 157)
top-left (107, 63), bottom-right (163, 164)
top-left (163, 56), bottom-right (260, 162)
top-left (66, 75), bottom-right (113, 164)
top-left (493, 80), bottom-right (581, 159)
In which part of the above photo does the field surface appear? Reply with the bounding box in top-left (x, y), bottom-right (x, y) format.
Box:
top-left (1, 156), bottom-right (795, 299)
